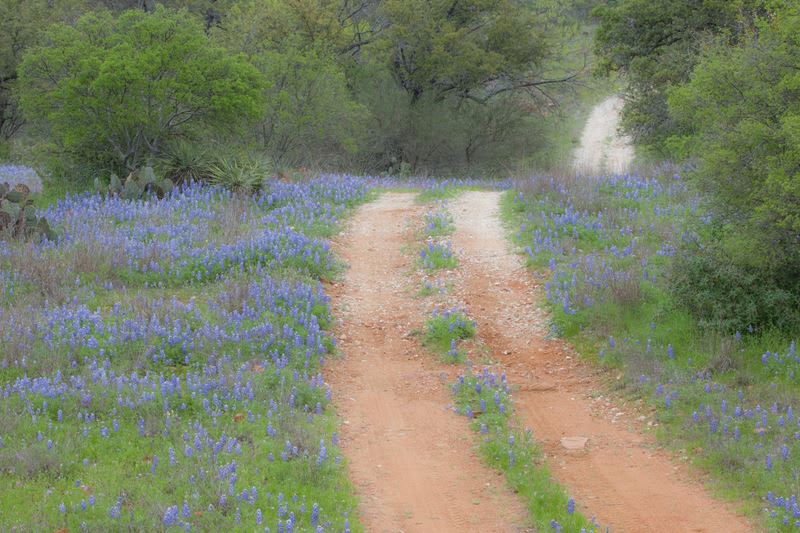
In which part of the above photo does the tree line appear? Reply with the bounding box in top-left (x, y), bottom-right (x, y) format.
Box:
top-left (1, 0), bottom-right (592, 177)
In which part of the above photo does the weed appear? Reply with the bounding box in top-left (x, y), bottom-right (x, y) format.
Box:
top-left (423, 309), bottom-right (475, 362)
top-left (419, 241), bottom-right (458, 272)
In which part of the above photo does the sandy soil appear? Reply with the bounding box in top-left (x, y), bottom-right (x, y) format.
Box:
top-left (573, 96), bottom-right (635, 175)
top-left (447, 191), bottom-right (751, 532)
top-left (326, 193), bottom-right (529, 533)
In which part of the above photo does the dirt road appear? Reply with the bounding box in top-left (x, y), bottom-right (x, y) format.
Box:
top-left (573, 96), bottom-right (634, 175)
top-left (326, 193), bottom-right (529, 532)
top-left (326, 99), bottom-right (750, 532)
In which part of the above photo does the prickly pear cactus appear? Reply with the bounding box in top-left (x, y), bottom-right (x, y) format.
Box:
top-left (0, 182), bottom-right (57, 241)
top-left (98, 166), bottom-right (174, 200)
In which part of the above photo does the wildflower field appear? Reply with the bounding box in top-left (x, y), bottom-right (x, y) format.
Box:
top-left (506, 172), bottom-right (800, 529)
top-left (0, 177), bottom-right (369, 531)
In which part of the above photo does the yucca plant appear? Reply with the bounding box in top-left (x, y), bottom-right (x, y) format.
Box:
top-left (206, 154), bottom-right (271, 193)
top-left (156, 141), bottom-right (213, 184)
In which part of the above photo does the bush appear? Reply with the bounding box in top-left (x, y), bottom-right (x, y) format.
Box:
top-left (206, 153), bottom-right (271, 193)
top-left (156, 141), bottom-right (214, 184)
top-left (670, 240), bottom-right (800, 334)
top-left (19, 7), bottom-right (264, 175)
top-left (657, 4), bottom-right (800, 336)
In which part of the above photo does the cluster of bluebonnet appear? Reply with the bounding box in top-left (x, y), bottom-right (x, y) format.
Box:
top-left (426, 308), bottom-right (475, 361)
top-left (451, 368), bottom-right (511, 420)
top-left (0, 176), bottom-right (370, 530)
top-left (419, 241), bottom-right (456, 271)
top-left (766, 492), bottom-right (800, 528)
top-left (513, 174), bottom-right (687, 317)
top-left (424, 208), bottom-right (454, 236)
top-left (32, 178), bottom-right (366, 285)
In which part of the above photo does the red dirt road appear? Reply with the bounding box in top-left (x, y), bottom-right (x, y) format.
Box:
top-left (326, 193), bottom-right (529, 533)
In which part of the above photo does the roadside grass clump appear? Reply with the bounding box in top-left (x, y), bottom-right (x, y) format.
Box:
top-left (452, 368), bottom-right (598, 532)
top-left (423, 209), bottom-right (454, 237)
top-left (416, 278), bottom-right (449, 298)
top-left (0, 175), bottom-right (370, 531)
top-left (506, 171), bottom-right (800, 528)
top-left (423, 308), bottom-right (475, 362)
top-left (419, 241), bottom-right (458, 272)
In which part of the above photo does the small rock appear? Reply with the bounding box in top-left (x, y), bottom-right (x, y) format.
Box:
top-left (560, 436), bottom-right (589, 451)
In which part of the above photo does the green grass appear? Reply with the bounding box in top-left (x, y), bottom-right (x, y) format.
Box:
top-left (415, 278), bottom-right (450, 298)
top-left (422, 309), bottom-right (475, 362)
top-left (34, 174), bottom-right (93, 208)
top-left (0, 177), bottom-right (368, 532)
top-left (415, 185), bottom-right (464, 203)
top-left (419, 241), bottom-right (458, 272)
top-left (423, 209), bottom-right (454, 237)
top-left (452, 371), bottom-right (597, 532)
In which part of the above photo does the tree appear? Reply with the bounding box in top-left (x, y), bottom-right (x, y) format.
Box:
top-left (593, 0), bottom-right (763, 152)
top-left (379, 0), bottom-right (560, 104)
top-left (216, 0), bottom-right (368, 166)
top-left (668, 4), bottom-right (800, 243)
top-left (19, 7), bottom-right (264, 173)
top-left (666, 2), bottom-right (800, 331)
top-left (0, 0), bottom-right (86, 143)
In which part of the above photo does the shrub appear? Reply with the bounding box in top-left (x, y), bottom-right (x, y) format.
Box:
top-left (156, 141), bottom-right (213, 184)
top-left (206, 154), bottom-right (271, 193)
top-left (670, 240), bottom-right (800, 334)
top-left (666, 6), bottom-right (800, 332)
top-left (19, 7), bottom-right (264, 175)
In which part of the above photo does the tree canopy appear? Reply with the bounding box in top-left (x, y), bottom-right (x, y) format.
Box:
top-left (380, 0), bottom-right (551, 103)
top-left (668, 3), bottom-right (800, 249)
top-left (19, 7), bottom-right (263, 172)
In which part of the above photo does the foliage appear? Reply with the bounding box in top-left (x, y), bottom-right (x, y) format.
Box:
top-left (665, 4), bottom-right (800, 333)
top-left (205, 154), bottom-right (271, 193)
top-left (379, 0), bottom-right (550, 104)
top-left (670, 239), bottom-right (799, 333)
top-left (423, 208), bottom-right (454, 237)
top-left (3, 1), bottom-right (590, 176)
top-left (18, 7), bottom-right (264, 174)
top-left (0, 0), bottom-right (87, 142)
top-left (592, 0), bottom-right (762, 151)
top-left (155, 141), bottom-right (214, 184)
top-left (218, 1), bottom-right (367, 167)
top-left (419, 241), bottom-right (458, 272)
top-left (423, 308), bottom-right (475, 362)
